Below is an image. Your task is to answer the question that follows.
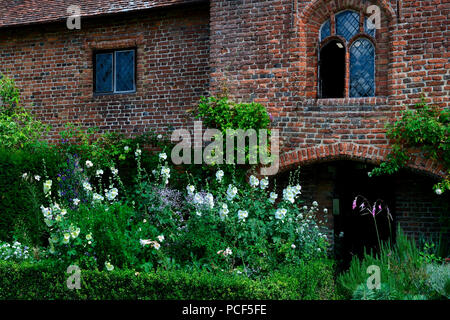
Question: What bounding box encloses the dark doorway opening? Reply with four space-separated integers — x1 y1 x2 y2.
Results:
332 161 396 270
319 39 346 98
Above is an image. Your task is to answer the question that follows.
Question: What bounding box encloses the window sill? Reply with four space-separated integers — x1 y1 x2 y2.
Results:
303 97 388 106
93 91 137 98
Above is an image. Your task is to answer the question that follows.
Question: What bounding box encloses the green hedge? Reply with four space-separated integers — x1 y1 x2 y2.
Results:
0 260 339 300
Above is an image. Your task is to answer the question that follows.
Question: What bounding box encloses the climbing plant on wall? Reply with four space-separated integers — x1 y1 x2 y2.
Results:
370 98 450 193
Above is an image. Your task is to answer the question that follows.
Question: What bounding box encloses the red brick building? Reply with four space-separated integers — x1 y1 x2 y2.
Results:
0 0 448 256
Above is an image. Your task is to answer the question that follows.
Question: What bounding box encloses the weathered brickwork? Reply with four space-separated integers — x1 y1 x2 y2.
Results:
210 0 448 174
0 3 210 142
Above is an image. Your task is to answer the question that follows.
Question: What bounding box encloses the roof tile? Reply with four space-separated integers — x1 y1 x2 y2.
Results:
0 0 204 28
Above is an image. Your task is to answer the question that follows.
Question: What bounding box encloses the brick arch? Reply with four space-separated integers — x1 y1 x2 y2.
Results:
297 0 395 99
300 0 396 23
278 143 446 179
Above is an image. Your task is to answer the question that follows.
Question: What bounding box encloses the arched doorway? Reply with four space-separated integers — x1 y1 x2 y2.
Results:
275 159 449 270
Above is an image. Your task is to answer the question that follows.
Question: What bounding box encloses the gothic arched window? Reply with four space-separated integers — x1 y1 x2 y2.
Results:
318 10 376 98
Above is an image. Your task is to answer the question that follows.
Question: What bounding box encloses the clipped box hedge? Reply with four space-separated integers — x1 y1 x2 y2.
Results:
0 260 339 300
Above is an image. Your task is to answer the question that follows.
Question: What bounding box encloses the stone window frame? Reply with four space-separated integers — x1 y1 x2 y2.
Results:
318 9 377 99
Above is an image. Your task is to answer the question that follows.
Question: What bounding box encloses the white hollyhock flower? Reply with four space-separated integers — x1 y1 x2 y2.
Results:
237 210 248 220
159 153 167 160
260 177 269 190
216 170 224 182
43 180 52 195
269 192 278 204
105 262 114 271
152 242 161 250
249 175 259 188
83 181 92 191
226 185 238 201
186 185 195 196
85 160 93 168
275 208 287 220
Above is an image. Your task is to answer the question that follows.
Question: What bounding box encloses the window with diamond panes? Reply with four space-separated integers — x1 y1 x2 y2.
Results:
335 10 360 41
94 49 136 94
364 16 376 38
95 53 113 93
350 38 375 97
318 10 376 98
320 20 331 42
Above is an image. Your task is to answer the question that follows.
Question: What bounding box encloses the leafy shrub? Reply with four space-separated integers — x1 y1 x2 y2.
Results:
337 227 440 299
192 96 272 169
0 259 337 300
371 99 450 193
0 74 49 149
352 283 402 300
425 263 450 299
195 96 271 132
0 145 61 245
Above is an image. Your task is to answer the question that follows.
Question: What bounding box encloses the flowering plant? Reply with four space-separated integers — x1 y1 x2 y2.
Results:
180 171 329 276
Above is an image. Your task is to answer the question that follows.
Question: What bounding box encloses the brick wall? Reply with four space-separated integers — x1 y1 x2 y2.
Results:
0 3 210 142
210 0 448 176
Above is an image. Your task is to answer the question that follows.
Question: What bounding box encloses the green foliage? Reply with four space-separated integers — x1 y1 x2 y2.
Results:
57 123 166 169
0 74 49 149
193 96 272 168
0 260 337 300
177 171 329 277
0 73 20 116
0 145 61 245
45 201 139 270
352 282 403 300
371 98 450 192
337 227 447 300
425 263 450 299
270 259 341 300
195 96 271 133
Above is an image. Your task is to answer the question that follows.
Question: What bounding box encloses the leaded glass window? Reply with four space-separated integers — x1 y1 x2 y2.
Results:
115 50 135 92
318 10 377 98
350 39 375 97
95 53 113 93
320 20 331 42
364 17 376 38
335 10 360 41
94 49 136 94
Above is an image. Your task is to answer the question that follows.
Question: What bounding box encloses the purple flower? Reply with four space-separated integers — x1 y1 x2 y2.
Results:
352 198 357 210
372 205 376 217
